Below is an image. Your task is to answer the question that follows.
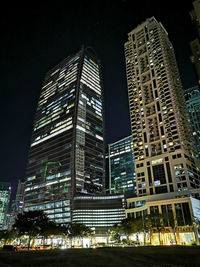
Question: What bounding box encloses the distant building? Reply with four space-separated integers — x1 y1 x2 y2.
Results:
186 89 200 157
190 0 200 86
24 47 105 224
16 180 25 202
184 85 200 101
8 180 25 230
124 17 200 197
0 182 11 230
108 136 136 196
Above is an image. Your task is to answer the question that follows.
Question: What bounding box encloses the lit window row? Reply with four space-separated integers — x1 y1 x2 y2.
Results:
81 68 100 88
25 200 70 211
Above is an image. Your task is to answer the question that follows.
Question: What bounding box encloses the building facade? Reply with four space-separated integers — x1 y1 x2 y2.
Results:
24 48 105 224
7 180 25 230
126 191 200 245
190 0 200 86
124 17 200 197
108 136 136 195
185 89 200 157
73 194 125 235
0 182 11 230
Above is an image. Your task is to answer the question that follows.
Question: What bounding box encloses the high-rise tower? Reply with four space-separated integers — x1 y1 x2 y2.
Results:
124 17 200 197
190 0 200 86
24 48 105 224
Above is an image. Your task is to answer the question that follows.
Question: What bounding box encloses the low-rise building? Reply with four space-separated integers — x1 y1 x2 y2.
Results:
126 189 200 245
73 194 125 236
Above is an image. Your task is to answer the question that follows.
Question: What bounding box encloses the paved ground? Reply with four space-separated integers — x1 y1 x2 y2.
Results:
0 246 200 267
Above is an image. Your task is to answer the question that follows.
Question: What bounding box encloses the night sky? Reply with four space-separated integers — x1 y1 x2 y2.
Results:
0 0 197 197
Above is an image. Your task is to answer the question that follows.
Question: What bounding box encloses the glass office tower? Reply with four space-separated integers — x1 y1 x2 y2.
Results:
0 182 11 230
108 136 136 195
24 48 105 224
124 17 200 197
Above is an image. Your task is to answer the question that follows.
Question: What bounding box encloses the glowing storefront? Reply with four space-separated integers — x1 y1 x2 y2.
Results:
126 190 200 245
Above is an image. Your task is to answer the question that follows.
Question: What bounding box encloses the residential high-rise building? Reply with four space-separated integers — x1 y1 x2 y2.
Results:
108 136 136 195
124 17 200 197
185 88 200 157
190 0 200 86
24 47 105 224
0 182 11 230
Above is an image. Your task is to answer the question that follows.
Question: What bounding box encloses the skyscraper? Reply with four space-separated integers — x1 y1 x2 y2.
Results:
24 48 105 224
124 17 200 197
108 136 136 195
185 88 200 157
190 0 200 86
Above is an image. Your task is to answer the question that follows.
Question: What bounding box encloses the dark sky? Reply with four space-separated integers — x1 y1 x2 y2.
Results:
0 0 197 196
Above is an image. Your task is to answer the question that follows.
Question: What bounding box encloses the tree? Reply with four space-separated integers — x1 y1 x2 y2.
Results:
130 217 144 244
150 213 166 245
119 218 133 241
0 230 13 245
110 229 121 243
193 217 200 245
66 223 92 247
141 215 153 245
166 212 178 245
40 220 63 247
13 210 49 250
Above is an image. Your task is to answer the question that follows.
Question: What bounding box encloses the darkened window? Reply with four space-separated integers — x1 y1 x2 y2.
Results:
155 186 168 194
156 101 160 111
175 203 184 226
160 126 164 135
152 164 166 184
150 205 159 226
143 132 147 143
166 162 172 183
153 79 157 88
169 184 174 192
150 188 153 195
158 113 162 122
182 202 192 225
161 205 169 226
147 167 152 186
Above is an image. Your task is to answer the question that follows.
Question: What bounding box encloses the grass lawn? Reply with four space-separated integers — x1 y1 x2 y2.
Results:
0 246 200 267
